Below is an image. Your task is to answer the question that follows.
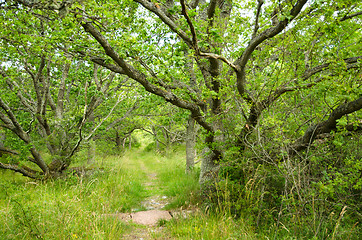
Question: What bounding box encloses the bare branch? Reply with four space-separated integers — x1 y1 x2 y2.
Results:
340 11 362 21
199 51 240 72
134 0 193 47
252 0 264 39
180 0 198 50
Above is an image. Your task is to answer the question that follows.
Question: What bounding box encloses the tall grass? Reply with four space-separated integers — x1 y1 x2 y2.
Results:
4 142 349 239
161 213 256 240
0 153 146 239
144 145 201 209
0 141 205 239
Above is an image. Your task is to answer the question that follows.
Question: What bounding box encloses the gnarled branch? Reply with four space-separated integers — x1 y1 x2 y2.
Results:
290 96 362 154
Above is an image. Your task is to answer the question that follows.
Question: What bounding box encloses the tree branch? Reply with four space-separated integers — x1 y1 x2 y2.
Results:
74 49 126 74
85 92 123 141
0 67 36 113
262 55 362 110
234 0 308 98
0 97 49 174
180 0 198 50
290 96 362 154
236 54 361 149
199 51 239 72
0 162 41 179
207 0 218 21
78 15 214 133
134 0 193 47
0 97 30 143
56 56 71 119
252 0 264 39
236 0 308 68
106 100 140 131
340 11 362 21
302 56 362 80
0 146 38 164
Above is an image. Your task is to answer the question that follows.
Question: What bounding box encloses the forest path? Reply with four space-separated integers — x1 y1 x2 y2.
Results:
117 151 174 239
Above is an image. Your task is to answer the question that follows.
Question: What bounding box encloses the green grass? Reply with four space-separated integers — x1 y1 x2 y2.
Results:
0 153 147 239
159 212 256 240
3 141 356 239
157 155 201 209
0 142 203 239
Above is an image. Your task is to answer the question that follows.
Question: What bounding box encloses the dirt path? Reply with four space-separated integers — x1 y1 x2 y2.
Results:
106 156 173 239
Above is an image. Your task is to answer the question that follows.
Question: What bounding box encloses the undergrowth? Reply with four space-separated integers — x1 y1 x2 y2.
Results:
2 138 359 239
0 154 145 239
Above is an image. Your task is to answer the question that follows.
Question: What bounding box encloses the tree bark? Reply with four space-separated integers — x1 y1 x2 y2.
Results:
151 126 160 151
0 132 4 157
186 116 197 172
199 149 220 192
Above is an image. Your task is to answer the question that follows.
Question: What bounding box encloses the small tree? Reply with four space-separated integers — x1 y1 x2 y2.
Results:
0 6 128 178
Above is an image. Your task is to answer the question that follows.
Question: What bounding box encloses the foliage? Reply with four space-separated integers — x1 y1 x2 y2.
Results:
0 0 361 239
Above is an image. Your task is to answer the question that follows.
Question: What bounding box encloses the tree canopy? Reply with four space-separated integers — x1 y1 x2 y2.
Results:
0 0 361 185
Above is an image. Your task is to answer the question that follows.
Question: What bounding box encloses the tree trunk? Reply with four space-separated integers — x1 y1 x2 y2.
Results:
128 134 132 150
122 137 126 149
115 131 121 148
87 139 96 164
162 127 169 151
186 116 197 172
199 149 220 194
152 126 160 151
48 158 68 177
0 132 5 157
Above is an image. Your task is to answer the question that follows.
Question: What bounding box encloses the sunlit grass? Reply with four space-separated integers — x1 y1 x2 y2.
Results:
0 141 202 239
154 211 256 240
0 152 146 239
4 141 347 239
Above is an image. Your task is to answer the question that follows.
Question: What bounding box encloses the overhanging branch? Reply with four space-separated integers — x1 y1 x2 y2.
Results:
290 96 362 154
78 14 214 133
